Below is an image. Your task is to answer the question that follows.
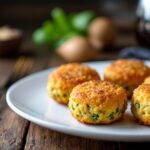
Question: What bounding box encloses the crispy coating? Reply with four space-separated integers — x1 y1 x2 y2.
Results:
144 76 150 84
69 80 127 124
132 84 150 126
47 63 100 104
104 59 150 98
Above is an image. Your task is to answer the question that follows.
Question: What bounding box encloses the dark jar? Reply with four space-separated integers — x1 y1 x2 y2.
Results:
136 0 150 47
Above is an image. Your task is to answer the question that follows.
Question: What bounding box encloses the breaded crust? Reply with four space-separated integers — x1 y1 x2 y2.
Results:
132 84 150 126
104 59 150 85
47 63 100 104
71 111 124 125
104 59 150 98
48 63 100 90
69 80 127 124
144 76 150 84
70 80 126 106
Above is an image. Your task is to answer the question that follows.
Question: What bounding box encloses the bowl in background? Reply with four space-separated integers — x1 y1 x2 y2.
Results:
0 26 23 57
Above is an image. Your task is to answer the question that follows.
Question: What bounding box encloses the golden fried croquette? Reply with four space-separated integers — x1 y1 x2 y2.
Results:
104 59 150 98
144 76 150 84
47 63 100 104
132 84 150 126
69 80 127 124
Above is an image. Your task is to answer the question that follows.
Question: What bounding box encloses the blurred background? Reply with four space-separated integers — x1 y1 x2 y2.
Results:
0 0 146 60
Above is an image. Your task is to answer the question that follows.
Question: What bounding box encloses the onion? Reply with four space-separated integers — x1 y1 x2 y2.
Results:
56 36 97 62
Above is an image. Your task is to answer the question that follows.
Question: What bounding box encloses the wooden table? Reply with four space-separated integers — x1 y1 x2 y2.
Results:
0 52 150 150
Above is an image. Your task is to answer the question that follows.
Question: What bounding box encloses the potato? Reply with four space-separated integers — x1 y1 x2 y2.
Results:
56 36 97 62
88 17 116 49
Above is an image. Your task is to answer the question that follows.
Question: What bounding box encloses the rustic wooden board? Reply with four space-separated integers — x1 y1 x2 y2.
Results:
25 123 125 150
0 58 49 150
0 59 16 88
25 124 103 150
0 94 29 150
0 59 29 150
24 123 150 150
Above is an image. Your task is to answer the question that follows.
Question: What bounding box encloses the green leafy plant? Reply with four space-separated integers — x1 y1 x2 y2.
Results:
32 7 95 49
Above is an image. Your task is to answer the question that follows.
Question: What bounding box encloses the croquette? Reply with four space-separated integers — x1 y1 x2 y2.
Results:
69 80 127 124
104 59 150 98
144 76 150 84
132 84 150 126
47 63 100 104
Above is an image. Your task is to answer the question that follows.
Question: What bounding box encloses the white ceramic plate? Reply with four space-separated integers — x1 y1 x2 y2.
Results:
6 61 150 142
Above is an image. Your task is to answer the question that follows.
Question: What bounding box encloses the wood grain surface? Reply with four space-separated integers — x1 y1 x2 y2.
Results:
0 59 28 150
0 57 48 150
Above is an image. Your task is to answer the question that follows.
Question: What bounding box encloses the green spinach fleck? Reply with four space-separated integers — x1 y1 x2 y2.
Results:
108 112 115 120
135 102 140 109
91 114 99 121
